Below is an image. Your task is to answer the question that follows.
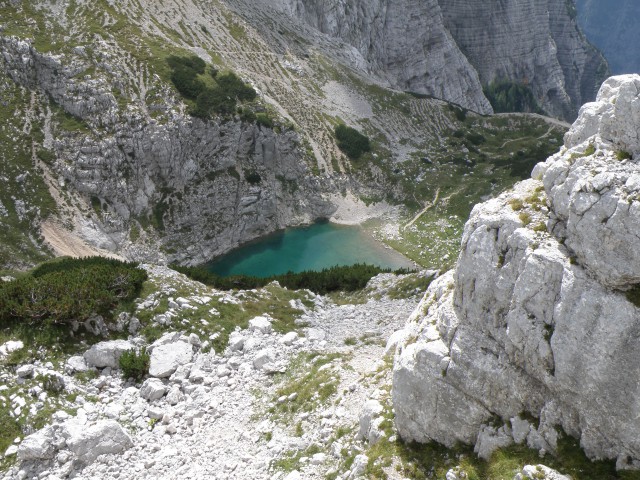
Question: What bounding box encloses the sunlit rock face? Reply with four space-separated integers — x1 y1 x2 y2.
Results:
392 75 640 471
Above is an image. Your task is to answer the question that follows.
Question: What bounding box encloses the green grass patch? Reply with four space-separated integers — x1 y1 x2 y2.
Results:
386 273 434 300
616 150 632 161
137 278 309 352
269 352 345 420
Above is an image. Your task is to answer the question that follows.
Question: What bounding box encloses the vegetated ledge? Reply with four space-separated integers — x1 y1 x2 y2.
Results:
390 74 640 474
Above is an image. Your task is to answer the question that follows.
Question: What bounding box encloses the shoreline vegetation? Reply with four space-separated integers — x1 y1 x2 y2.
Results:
173 263 414 293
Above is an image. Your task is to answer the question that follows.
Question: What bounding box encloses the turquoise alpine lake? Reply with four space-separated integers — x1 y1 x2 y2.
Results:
206 222 414 277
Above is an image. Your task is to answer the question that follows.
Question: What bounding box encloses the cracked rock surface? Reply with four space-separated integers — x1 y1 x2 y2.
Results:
392 75 640 469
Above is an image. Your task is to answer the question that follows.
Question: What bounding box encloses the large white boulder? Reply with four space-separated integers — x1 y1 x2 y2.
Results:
17 427 56 460
140 378 167 401
0 340 23 357
517 465 571 480
249 316 272 334
149 341 193 378
252 348 276 370
65 355 89 374
65 420 132 464
83 340 134 368
357 400 384 444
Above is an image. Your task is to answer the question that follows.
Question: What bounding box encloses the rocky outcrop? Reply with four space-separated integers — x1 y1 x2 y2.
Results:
268 0 607 120
84 340 134 369
0 37 335 265
392 75 640 469
18 417 132 466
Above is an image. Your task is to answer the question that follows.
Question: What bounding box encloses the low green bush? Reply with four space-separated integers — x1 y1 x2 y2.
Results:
616 150 632 161
119 347 150 381
167 56 258 121
172 263 413 294
0 257 147 327
244 170 262 184
256 112 274 128
334 124 371 160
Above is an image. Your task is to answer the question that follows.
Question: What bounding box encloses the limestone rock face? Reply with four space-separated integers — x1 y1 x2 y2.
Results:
392 75 640 468
267 0 492 114
268 0 607 120
440 0 607 120
544 75 640 288
17 427 56 461
0 37 336 265
149 341 194 378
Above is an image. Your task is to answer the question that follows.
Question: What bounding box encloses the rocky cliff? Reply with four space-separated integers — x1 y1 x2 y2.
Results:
0 36 335 265
440 0 608 120
264 0 493 114
267 0 608 120
392 75 640 469
576 0 640 75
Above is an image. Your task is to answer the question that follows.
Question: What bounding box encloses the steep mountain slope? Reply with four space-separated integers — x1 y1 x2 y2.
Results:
0 0 567 270
441 0 608 120
266 0 608 121
261 0 492 114
392 75 640 469
576 0 640 75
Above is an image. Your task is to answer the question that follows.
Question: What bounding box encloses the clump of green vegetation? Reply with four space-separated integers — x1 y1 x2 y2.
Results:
272 444 323 473
483 80 543 114
36 148 56 164
448 104 468 121
0 403 21 460
625 284 640 308
167 55 206 99
166 56 257 120
616 150 632 161
244 170 262 185
509 198 524 211
0 256 147 327
173 263 412 294
119 347 150 381
334 124 371 160
519 212 532 226
386 273 434 299
533 222 547 233
255 112 274 129
584 144 596 156
571 143 596 160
